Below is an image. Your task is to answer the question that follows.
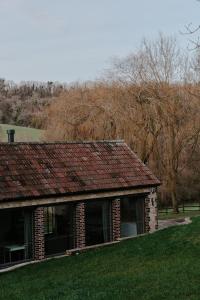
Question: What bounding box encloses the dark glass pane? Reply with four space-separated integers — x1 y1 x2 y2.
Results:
121 197 137 237
0 208 33 267
24 210 33 259
136 199 144 234
120 197 145 237
85 200 111 246
44 204 75 256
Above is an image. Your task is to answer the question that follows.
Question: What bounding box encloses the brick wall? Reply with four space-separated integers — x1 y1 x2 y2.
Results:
33 202 86 259
145 189 158 233
31 192 157 261
112 198 121 240
75 202 86 248
33 207 45 260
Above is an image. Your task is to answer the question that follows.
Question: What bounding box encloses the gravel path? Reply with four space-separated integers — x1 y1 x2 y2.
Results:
158 217 191 230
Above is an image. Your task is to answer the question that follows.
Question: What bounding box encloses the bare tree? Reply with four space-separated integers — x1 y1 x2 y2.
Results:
182 1 200 49
106 33 190 84
44 34 200 213
105 34 200 212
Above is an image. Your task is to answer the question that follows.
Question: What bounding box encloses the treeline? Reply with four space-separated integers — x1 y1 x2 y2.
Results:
0 79 65 128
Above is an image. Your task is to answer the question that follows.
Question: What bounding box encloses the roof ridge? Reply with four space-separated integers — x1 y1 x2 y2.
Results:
0 140 124 145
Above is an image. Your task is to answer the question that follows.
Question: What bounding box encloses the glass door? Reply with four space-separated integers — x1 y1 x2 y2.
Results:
85 200 112 246
44 204 75 256
120 197 145 237
0 208 33 267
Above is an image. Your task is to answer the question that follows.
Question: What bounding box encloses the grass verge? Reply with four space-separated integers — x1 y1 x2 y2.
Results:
0 217 200 300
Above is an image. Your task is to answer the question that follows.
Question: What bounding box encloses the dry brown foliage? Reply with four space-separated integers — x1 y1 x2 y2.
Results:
44 82 200 211
44 35 200 211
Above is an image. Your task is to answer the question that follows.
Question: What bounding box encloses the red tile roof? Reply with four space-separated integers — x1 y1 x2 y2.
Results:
0 141 160 202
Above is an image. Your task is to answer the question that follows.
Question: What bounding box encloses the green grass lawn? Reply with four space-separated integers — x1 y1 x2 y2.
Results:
1 218 200 300
0 124 44 142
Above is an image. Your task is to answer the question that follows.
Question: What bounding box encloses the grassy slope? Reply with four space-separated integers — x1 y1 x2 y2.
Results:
0 124 44 142
1 218 200 300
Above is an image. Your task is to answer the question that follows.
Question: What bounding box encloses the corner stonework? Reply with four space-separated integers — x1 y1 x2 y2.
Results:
75 202 86 248
112 198 121 240
145 188 158 233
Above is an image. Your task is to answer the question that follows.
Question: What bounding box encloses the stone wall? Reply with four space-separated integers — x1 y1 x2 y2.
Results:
75 202 86 248
145 189 158 233
112 198 121 241
33 207 45 260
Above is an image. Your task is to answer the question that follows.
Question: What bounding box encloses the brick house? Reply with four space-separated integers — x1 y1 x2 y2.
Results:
0 136 160 268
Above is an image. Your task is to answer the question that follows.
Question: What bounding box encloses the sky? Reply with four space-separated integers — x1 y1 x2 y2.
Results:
0 0 199 83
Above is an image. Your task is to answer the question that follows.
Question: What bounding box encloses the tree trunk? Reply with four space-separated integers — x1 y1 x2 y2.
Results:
171 189 179 213
169 168 179 213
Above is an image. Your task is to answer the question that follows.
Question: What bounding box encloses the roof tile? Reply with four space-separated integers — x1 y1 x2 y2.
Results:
0 141 160 201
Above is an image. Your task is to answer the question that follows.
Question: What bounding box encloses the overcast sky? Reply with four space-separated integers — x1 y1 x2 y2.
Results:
0 0 199 83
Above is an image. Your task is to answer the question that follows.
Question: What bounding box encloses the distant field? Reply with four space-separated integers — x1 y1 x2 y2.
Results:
0 124 44 142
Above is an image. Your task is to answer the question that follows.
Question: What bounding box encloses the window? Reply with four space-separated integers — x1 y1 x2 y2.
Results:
85 200 112 246
44 204 75 256
120 197 144 237
44 207 55 235
0 209 33 267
